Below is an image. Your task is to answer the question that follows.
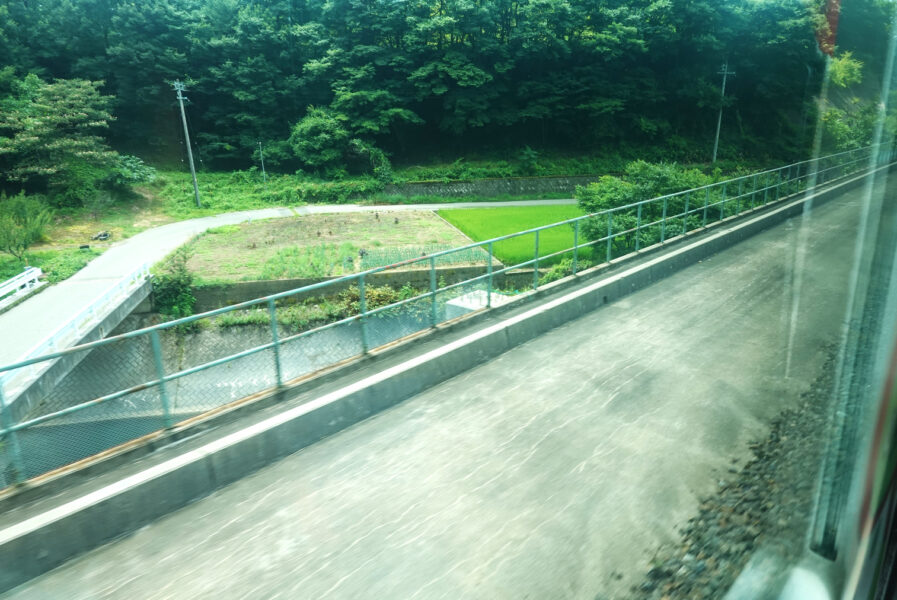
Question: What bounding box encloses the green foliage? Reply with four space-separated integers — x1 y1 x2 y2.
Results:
214 284 421 333
518 147 541 176
153 170 386 218
822 101 878 151
2 0 871 169
349 139 393 183
0 247 100 283
104 155 157 189
152 246 196 320
289 108 351 173
0 192 52 260
539 257 594 286
830 52 864 89
0 73 118 206
41 248 101 282
259 243 358 279
577 161 714 215
576 160 715 252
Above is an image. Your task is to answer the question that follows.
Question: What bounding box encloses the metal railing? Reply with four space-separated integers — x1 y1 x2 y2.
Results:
0 145 891 488
0 267 42 310
0 263 150 402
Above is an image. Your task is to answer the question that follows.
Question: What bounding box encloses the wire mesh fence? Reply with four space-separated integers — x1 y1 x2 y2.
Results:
0 145 890 490
359 244 492 270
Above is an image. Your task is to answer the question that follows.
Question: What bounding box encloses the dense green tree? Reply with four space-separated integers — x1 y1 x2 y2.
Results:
0 71 118 205
0 0 890 171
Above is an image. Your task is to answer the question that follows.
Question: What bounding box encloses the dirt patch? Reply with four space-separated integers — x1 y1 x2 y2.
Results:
186 210 476 282
42 188 175 247
629 347 837 600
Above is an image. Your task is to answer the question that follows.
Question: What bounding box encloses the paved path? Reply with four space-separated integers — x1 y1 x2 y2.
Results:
1 186 865 599
0 199 575 368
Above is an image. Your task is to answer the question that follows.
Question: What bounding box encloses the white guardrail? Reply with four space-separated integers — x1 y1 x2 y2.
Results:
0 263 151 401
0 267 43 309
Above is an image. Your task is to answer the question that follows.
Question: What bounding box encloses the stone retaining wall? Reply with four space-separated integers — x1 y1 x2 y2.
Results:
383 175 600 198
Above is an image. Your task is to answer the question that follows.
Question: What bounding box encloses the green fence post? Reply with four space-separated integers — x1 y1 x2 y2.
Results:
750 175 757 209
358 274 370 352
150 330 173 429
682 192 690 235
267 298 283 388
702 189 709 227
775 170 781 201
572 221 579 275
429 257 438 326
736 179 743 215
763 172 769 205
0 384 25 484
487 243 494 306
719 181 728 221
661 199 668 242
636 203 643 250
533 230 540 290
606 213 613 261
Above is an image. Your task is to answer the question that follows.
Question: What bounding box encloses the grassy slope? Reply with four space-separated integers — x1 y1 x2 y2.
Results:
438 205 588 266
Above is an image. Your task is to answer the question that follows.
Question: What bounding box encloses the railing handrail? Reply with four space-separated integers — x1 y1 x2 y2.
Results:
0 144 886 377
0 262 150 383
0 267 41 299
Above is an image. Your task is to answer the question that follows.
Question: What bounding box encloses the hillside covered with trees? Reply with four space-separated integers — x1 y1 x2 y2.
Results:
0 0 893 209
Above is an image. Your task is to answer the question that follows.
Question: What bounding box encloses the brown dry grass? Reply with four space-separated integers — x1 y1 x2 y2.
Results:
186 210 473 282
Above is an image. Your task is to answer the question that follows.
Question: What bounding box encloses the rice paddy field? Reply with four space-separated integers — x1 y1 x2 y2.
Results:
437 205 591 266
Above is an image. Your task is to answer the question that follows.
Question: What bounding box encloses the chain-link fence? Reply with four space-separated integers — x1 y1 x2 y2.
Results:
0 145 891 490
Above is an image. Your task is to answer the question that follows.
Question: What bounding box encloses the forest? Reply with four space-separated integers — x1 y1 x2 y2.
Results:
0 0 894 210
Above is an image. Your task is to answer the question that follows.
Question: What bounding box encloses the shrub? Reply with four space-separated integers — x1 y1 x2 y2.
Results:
104 155 157 189
0 192 52 260
152 246 196 320
42 248 100 282
289 107 351 173
539 257 593 285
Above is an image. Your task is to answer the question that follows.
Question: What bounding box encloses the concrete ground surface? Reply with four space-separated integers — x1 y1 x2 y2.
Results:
0 180 867 599
0 199 575 368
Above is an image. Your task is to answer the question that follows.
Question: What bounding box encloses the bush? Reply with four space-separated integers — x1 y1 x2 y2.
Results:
289 107 351 173
104 154 157 189
0 192 52 260
152 246 196 320
539 257 593 285
42 248 100 282
576 160 715 255
350 139 393 182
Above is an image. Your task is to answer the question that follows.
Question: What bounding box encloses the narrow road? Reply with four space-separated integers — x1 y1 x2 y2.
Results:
1 185 865 599
0 199 575 367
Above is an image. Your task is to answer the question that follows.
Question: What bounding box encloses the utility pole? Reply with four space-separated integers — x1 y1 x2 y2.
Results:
173 80 201 208
712 61 735 164
258 141 267 183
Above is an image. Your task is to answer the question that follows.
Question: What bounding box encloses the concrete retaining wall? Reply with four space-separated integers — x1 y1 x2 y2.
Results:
0 164 886 594
383 174 601 198
187 268 537 312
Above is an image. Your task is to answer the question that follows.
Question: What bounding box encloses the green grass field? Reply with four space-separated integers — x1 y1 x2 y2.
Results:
438 205 590 266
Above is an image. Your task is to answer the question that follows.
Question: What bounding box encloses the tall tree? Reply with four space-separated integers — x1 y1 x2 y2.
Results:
0 71 118 205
